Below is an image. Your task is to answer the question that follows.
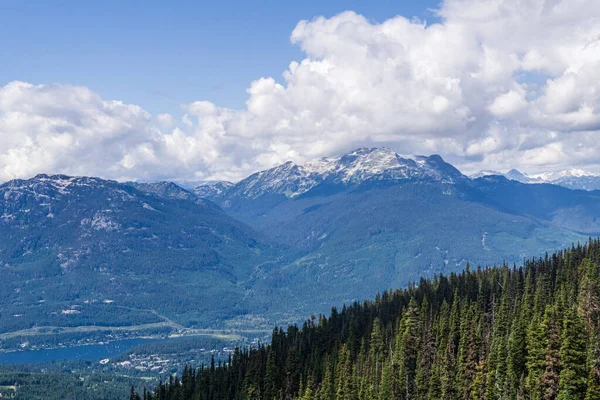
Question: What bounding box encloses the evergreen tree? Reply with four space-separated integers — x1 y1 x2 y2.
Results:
264 347 278 400
558 307 588 399
526 313 547 400
507 301 527 398
541 306 561 400
395 298 420 399
335 344 356 400
317 359 334 400
586 367 600 400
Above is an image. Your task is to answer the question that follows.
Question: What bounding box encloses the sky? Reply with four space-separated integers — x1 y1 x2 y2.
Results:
1 0 599 182
0 1 440 113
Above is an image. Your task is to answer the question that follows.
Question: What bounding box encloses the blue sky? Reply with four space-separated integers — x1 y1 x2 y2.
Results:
1 0 440 114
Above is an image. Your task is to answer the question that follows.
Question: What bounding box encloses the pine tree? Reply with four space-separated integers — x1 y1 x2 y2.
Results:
526 313 547 400
416 306 436 399
300 375 314 400
395 298 420 399
317 359 334 400
335 344 356 400
507 301 527 398
427 353 442 400
379 358 394 400
579 258 600 398
370 317 385 392
586 367 600 400
558 307 588 399
264 347 278 400
285 345 300 398
541 306 561 400
456 304 479 400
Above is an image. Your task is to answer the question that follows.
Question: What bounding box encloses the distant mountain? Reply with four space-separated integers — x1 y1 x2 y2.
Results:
193 181 234 199
537 169 600 191
470 175 600 233
536 168 595 182
505 168 541 183
471 167 600 190
5 149 600 345
470 169 540 183
0 174 277 335
470 169 502 178
199 148 600 315
213 147 464 200
125 180 213 206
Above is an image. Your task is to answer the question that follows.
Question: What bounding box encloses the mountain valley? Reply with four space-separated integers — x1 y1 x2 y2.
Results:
1 148 599 353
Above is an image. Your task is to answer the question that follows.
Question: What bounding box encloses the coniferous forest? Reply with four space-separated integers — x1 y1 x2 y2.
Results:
131 239 600 400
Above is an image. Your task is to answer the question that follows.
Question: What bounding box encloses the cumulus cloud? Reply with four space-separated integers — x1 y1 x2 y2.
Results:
156 113 174 129
488 90 527 117
0 81 158 181
1 0 600 182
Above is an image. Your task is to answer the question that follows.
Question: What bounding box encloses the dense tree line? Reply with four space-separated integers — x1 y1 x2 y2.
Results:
132 239 600 399
0 370 140 400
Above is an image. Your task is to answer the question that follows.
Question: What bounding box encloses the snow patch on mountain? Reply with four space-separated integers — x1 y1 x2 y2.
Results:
470 170 502 179
532 169 600 181
1 174 106 197
193 181 234 198
90 211 121 232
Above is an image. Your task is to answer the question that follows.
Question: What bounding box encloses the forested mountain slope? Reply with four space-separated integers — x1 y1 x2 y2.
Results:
201 148 598 317
0 174 278 332
134 240 600 400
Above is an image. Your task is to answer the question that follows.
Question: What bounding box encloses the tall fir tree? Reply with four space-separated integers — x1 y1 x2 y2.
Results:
558 307 588 399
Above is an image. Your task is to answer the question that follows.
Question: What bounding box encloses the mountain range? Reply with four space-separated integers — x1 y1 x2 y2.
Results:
2 148 600 344
471 167 600 190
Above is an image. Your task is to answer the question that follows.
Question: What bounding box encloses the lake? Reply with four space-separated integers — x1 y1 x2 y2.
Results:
0 338 160 364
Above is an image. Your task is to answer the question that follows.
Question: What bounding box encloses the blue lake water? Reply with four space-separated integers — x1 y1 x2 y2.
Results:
0 338 160 364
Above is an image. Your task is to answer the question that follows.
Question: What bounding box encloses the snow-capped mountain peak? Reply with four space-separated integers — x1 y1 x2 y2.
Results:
503 169 540 183
471 168 540 183
470 170 503 179
470 167 600 191
533 168 600 182
222 147 464 199
335 147 411 180
534 169 600 191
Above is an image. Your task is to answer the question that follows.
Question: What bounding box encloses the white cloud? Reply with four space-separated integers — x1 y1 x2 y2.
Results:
1 0 600 182
156 113 174 129
0 81 158 181
488 89 527 117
